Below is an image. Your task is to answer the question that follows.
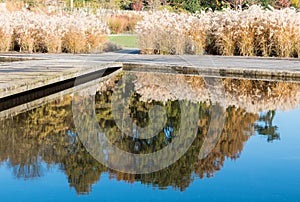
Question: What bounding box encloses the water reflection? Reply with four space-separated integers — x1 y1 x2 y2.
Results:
255 110 280 142
0 71 299 194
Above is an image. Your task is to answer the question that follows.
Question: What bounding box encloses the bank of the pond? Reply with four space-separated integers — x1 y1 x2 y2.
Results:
0 52 300 102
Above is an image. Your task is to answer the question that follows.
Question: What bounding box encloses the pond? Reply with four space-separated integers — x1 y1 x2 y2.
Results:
0 70 299 202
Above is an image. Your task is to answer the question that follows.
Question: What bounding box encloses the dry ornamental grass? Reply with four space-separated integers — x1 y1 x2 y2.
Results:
0 9 109 53
136 5 300 58
1 4 300 56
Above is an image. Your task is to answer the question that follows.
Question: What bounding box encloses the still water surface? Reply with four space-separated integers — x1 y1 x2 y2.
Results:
0 71 299 201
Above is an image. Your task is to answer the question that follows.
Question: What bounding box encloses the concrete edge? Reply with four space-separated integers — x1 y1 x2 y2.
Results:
122 63 300 82
0 62 122 99
0 69 122 120
1 55 300 100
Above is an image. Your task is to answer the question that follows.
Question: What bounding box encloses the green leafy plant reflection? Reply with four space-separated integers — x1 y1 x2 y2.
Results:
0 75 291 194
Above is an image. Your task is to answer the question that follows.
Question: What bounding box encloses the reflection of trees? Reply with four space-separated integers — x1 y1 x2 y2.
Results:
0 73 293 194
9 156 43 179
195 106 258 178
61 141 107 194
255 110 280 142
0 96 106 194
90 81 259 191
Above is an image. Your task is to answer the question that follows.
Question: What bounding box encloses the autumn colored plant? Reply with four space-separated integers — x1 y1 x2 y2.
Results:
131 0 144 11
136 5 300 58
108 14 141 34
0 12 13 52
0 9 109 53
136 11 209 54
5 0 24 12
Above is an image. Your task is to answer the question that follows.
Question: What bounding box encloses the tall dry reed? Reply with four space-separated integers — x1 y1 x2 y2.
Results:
0 9 109 53
136 5 300 58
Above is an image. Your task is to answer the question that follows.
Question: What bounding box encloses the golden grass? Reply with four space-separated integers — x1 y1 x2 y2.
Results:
0 29 12 52
62 31 87 53
5 1 24 12
0 10 108 53
108 14 141 34
137 6 300 58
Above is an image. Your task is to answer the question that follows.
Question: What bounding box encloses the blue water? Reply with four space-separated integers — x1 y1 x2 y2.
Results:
1 72 300 202
0 107 299 202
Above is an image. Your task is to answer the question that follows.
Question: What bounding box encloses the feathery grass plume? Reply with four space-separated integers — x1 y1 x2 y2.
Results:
0 28 12 52
272 7 299 57
235 6 258 56
137 5 300 58
0 9 109 53
5 1 24 12
0 12 13 52
136 10 203 55
211 8 239 55
188 11 212 55
43 17 63 53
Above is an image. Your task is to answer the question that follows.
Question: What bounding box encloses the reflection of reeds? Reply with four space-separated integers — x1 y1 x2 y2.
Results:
224 79 300 112
125 72 300 113
132 72 209 103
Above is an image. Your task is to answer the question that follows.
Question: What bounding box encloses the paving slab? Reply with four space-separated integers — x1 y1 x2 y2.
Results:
1 52 300 100
0 55 122 99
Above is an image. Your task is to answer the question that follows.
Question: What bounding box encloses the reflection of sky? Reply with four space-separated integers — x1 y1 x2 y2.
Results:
0 107 300 202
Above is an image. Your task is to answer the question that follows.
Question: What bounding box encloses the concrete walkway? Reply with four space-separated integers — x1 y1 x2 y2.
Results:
1 51 300 100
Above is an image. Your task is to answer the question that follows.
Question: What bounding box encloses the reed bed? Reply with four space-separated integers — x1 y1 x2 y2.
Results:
0 9 109 53
136 5 300 57
136 11 210 54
